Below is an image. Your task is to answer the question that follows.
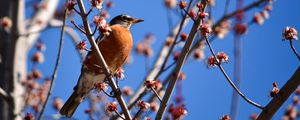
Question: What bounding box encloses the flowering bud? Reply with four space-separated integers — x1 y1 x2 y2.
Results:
137 100 150 111
253 12 264 25
282 27 298 40
180 33 188 41
32 69 43 80
122 86 133 96
207 56 218 68
217 52 229 63
32 52 44 63
115 67 125 80
76 40 87 51
179 0 187 9
105 102 118 114
233 23 247 35
270 82 279 97
164 0 177 9
66 0 76 11
94 82 108 92
219 114 231 120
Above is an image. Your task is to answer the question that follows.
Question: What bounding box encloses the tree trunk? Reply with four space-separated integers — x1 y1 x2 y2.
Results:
0 0 26 119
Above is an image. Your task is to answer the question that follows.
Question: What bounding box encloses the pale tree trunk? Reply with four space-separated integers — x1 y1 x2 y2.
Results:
0 0 58 119
0 0 26 120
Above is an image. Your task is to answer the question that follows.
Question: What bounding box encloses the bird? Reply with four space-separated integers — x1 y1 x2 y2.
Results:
60 14 143 118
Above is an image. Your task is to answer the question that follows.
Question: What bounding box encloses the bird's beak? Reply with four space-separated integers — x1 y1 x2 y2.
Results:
132 18 144 24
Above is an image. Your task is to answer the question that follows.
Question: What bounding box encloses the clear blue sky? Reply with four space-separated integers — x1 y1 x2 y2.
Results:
30 0 300 119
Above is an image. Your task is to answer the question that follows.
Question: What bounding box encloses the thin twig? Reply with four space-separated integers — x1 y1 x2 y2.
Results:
114 110 125 120
162 61 176 72
151 87 162 102
70 21 86 34
73 8 81 15
75 0 132 119
91 25 98 36
257 67 300 120
86 7 93 17
204 36 264 110
183 9 196 22
38 0 68 119
103 90 115 98
289 40 300 61
133 109 142 120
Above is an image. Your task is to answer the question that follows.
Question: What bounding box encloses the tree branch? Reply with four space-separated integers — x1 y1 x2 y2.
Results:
38 1 68 119
25 0 59 49
127 2 199 111
49 19 86 60
204 36 263 109
289 40 300 61
155 3 207 119
75 0 132 119
257 67 300 120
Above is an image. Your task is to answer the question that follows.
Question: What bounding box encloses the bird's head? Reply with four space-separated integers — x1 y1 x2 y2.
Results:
109 14 143 29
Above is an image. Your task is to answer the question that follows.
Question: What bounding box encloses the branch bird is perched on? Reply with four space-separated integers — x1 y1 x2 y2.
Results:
60 14 143 118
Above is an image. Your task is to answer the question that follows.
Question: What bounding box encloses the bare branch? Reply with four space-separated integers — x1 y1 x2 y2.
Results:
127 2 199 110
70 20 87 34
26 0 59 49
155 3 207 119
204 36 264 109
151 87 162 102
49 19 86 60
38 0 68 119
75 0 132 119
257 67 300 120
289 40 300 61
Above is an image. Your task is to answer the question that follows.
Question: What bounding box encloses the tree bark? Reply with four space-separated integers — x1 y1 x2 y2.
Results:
0 0 26 119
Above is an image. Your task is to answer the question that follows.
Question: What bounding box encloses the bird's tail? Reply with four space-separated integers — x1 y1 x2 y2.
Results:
59 91 82 118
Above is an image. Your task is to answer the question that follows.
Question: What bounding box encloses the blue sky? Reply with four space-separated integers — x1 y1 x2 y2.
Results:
30 0 300 119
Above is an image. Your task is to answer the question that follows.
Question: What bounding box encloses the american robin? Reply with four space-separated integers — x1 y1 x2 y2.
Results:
60 14 143 118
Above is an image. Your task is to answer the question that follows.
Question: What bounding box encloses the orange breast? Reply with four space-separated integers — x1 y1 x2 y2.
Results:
85 25 133 73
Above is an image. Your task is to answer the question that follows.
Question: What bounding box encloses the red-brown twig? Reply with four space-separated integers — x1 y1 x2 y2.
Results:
289 40 300 61
38 0 68 119
70 20 86 34
151 87 162 102
75 0 132 119
257 67 300 120
204 36 264 110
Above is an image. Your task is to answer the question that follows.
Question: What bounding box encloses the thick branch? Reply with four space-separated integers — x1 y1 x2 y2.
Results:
26 0 59 49
257 67 300 120
127 2 199 111
75 0 132 119
155 10 204 120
